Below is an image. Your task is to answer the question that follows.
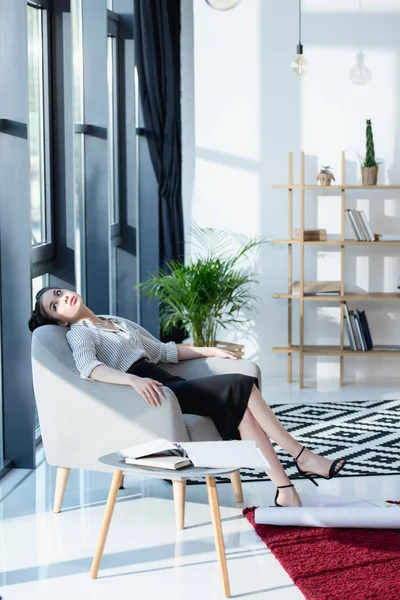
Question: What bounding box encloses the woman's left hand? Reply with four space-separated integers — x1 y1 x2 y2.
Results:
213 348 238 360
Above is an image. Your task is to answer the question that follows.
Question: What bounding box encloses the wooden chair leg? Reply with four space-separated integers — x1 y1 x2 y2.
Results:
90 470 123 579
172 479 186 530
53 467 71 514
119 474 125 490
229 470 243 503
206 476 231 598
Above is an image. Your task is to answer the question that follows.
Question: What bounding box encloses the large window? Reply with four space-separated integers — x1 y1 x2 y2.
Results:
27 3 51 248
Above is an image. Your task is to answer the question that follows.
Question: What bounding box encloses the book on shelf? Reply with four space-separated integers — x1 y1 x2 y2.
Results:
343 304 373 351
293 280 341 295
349 310 362 350
358 210 375 241
118 438 270 470
353 210 368 241
345 209 375 241
354 311 367 351
372 345 400 352
343 303 357 351
375 234 400 242
294 228 327 241
345 210 363 240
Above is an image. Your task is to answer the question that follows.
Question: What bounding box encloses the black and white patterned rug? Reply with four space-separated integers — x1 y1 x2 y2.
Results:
186 399 400 485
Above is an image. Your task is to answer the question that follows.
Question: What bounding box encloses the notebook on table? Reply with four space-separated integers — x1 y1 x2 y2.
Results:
118 439 270 471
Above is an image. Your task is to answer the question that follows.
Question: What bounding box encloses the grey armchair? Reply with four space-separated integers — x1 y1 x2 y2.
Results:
31 324 261 528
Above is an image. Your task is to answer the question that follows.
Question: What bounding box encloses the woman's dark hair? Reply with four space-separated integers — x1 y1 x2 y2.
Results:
28 287 58 332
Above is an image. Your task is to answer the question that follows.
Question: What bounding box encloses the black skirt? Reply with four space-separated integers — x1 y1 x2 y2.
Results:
126 359 257 440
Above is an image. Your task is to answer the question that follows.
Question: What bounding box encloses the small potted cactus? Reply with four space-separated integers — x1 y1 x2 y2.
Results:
359 119 379 185
317 165 335 187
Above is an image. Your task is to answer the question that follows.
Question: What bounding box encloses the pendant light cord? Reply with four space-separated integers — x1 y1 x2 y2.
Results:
299 0 302 44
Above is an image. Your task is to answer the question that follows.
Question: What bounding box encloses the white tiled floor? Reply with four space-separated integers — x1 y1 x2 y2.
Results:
1 377 400 600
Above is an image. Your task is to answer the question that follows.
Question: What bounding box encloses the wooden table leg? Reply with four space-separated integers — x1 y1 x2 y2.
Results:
173 479 186 530
229 470 243 503
206 476 231 598
90 470 123 579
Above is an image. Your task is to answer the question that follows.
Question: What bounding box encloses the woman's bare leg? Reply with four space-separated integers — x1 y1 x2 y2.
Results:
238 409 301 507
247 386 345 476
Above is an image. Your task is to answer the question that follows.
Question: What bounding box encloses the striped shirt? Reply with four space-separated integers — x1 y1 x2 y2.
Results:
66 316 178 380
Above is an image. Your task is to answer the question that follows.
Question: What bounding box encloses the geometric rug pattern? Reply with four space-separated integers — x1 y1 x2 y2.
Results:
187 399 400 485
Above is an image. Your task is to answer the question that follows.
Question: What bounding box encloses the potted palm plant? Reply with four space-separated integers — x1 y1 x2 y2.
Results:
359 119 379 185
139 225 265 354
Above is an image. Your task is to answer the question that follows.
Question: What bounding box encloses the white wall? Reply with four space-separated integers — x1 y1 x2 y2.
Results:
181 0 400 383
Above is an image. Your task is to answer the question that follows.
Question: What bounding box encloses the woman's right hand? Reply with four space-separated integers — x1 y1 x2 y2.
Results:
129 374 165 407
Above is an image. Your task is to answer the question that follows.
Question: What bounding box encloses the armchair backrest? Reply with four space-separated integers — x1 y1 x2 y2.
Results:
31 324 189 470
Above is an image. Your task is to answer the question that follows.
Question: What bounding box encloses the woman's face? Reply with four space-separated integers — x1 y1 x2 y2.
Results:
40 288 83 325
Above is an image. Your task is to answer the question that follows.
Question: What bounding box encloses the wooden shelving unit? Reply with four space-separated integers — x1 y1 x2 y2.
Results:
272 151 400 388
273 239 400 247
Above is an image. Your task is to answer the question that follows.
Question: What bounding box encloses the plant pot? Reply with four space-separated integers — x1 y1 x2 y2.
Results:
212 340 244 359
182 340 244 358
361 165 378 186
317 173 334 187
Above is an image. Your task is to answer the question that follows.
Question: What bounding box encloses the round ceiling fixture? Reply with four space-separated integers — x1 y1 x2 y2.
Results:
206 0 241 10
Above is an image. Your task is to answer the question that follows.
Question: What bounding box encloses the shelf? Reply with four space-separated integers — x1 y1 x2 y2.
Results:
273 345 400 356
272 239 400 246
272 292 400 302
273 184 400 190
273 152 400 388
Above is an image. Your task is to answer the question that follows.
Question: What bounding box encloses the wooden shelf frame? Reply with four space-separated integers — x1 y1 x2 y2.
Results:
272 151 400 388
273 239 400 246
273 345 400 357
273 293 400 301
273 184 400 190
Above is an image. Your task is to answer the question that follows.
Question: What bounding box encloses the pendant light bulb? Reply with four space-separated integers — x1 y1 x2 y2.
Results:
291 44 309 76
206 0 241 10
349 51 372 86
291 1 308 76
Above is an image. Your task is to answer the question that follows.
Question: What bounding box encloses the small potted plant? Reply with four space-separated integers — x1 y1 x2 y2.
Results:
359 119 379 185
317 166 335 187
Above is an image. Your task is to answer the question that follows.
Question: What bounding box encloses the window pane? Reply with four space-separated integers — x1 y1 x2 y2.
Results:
107 36 119 225
27 6 47 247
32 274 49 434
108 35 119 313
72 0 86 300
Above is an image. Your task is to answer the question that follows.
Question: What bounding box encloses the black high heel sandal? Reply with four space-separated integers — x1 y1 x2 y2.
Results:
274 483 295 507
294 446 346 487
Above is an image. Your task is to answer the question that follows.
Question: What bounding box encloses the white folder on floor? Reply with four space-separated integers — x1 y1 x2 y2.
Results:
255 494 400 529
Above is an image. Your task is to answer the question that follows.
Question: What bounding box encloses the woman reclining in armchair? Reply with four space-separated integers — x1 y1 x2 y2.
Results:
29 287 346 507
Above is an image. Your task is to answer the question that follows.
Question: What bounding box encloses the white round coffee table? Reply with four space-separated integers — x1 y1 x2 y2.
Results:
89 452 241 597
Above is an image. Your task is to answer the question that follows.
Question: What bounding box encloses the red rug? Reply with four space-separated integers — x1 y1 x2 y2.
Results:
243 502 400 600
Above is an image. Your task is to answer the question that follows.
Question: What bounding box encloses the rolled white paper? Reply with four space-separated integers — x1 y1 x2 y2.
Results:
255 506 400 529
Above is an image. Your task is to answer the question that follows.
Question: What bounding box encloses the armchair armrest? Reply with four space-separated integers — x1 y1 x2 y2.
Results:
162 357 262 391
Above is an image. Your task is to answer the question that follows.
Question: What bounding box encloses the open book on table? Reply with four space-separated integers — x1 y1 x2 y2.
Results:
118 438 270 471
